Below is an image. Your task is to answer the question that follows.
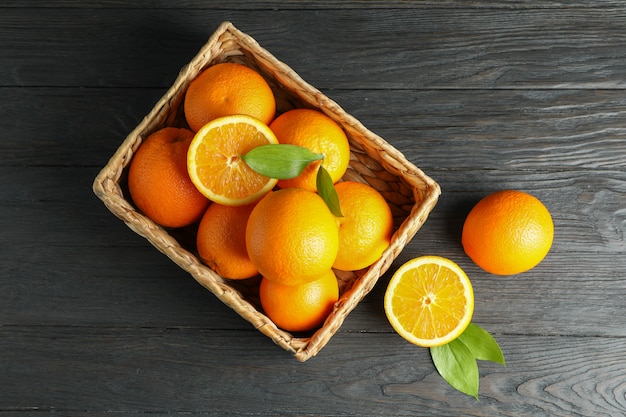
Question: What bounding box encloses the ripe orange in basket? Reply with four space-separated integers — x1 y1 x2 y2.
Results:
187 115 279 206
184 62 276 132
260 269 339 332
333 181 394 271
245 188 339 286
196 202 258 280
269 109 350 191
384 256 474 347
128 127 209 228
462 190 554 275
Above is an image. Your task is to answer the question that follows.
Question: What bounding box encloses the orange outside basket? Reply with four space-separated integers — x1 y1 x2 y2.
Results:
92 21 441 362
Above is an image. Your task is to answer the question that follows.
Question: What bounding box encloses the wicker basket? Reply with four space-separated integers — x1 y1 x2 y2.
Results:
92 21 440 362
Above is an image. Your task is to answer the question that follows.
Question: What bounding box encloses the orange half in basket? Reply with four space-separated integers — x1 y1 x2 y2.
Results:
187 115 279 206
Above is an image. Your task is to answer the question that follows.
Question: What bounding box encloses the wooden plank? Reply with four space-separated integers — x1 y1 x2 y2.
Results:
2 328 626 416
0 88 162 167
0 244 253 329
331 88 626 172
2 88 626 169
2 0 626 10
2 7 626 89
3 167 625 255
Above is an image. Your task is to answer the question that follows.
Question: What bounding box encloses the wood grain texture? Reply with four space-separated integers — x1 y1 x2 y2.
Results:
3 88 626 169
2 1 626 415
4 0 626 9
2 7 626 89
3 329 626 416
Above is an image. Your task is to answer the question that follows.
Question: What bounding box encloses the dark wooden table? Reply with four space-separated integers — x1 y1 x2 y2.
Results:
3 1 626 415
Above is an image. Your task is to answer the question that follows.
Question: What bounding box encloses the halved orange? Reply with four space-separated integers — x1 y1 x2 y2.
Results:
384 256 474 347
187 115 279 206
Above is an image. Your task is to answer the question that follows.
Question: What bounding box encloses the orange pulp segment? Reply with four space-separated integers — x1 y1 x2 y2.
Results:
384 256 474 347
187 115 279 206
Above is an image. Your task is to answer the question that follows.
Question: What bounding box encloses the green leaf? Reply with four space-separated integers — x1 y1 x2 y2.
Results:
431 338 479 399
316 166 343 217
242 144 323 180
457 323 506 366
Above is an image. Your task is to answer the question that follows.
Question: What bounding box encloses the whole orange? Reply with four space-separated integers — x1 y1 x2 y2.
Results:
196 202 258 279
269 109 350 191
333 181 394 271
245 188 339 286
128 127 209 228
260 269 339 332
184 62 276 132
462 190 554 275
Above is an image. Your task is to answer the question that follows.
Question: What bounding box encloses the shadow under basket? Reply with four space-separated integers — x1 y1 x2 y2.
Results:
92 21 441 362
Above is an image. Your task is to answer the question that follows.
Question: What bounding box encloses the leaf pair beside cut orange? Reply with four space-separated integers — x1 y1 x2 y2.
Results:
384 255 505 399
